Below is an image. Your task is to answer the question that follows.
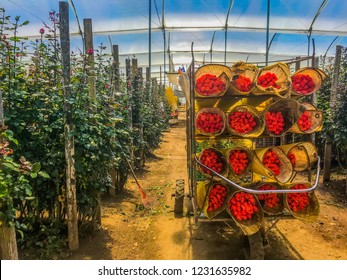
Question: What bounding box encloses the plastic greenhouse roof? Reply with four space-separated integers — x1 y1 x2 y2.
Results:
2 0 347 78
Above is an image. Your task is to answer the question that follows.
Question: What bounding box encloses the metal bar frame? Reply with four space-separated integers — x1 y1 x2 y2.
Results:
22 26 347 40
209 31 216 63
307 0 329 66
224 0 234 65
194 155 321 195
186 53 321 225
187 42 199 223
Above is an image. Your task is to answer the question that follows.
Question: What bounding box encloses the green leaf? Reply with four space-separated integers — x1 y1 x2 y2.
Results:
16 229 24 240
4 130 14 138
32 162 41 173
21 20 30 26
2 162 19 172
25 186 32 196
38 171 50 178
0 187 7 198
30 172 38 178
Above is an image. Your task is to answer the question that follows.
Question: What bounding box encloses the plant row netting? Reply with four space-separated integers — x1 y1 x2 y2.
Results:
0 10 170 257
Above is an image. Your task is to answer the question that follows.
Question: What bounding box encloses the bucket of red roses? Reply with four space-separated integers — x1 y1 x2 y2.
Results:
255 182 284 215
254 62 291 98
226 105 264 137
263 99 298 137
197 147 229 179
195 107 226 136
226 147 253 178
291 67 327 96
278 142 318 172
283 182 320 222
251 146 293 183
196 181 230 219
226 188 264 235
229 62 258 96
194 64 232 98
289 102 323 134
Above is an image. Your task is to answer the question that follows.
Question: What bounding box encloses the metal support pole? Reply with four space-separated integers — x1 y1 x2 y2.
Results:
310 42 318 146
265 0 270 66
224 29 227 65
148 0 152 89
307 34 311 67
210 31 216 64
163 30 166 82
162 0 166 86
290 56 301 144
224 0 233 65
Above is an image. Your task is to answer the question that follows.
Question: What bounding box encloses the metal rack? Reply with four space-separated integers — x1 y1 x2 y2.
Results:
175 45 321 259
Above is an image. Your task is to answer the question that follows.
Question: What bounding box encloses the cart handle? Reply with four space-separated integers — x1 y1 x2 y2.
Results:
194 155 321 194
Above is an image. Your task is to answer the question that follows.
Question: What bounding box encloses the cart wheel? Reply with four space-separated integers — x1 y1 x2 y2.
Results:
242 231 265 260
174 179 185 215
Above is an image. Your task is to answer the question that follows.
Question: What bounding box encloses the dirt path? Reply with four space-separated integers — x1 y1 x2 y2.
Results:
68 118 347 260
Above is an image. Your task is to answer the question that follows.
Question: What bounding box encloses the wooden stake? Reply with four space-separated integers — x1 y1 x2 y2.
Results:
59 1 79 251
137 67 145 166
146 67 150 101
152 78 157 88
0 89 3 125
108 45 120 197
83 18 101 224
160 65 162 86
138 67 143 81
83 18 96 101
112 45 120 92
126 58 131 83
323 45 342 183
0 89 18 260
132 58 138 78
0 224 18 260
126 58 134 168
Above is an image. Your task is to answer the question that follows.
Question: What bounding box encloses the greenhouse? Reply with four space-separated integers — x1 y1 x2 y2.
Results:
1 0 347 268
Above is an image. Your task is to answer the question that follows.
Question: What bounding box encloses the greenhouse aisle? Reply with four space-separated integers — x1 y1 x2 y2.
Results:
67 115 347 260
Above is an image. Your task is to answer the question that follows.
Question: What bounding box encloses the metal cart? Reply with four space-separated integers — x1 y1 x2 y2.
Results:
173 48 321 259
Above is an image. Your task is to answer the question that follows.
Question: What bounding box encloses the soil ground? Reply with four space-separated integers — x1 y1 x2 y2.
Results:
67 116 347 260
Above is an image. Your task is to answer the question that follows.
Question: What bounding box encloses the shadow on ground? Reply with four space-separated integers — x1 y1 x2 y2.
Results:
181 215 302 260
